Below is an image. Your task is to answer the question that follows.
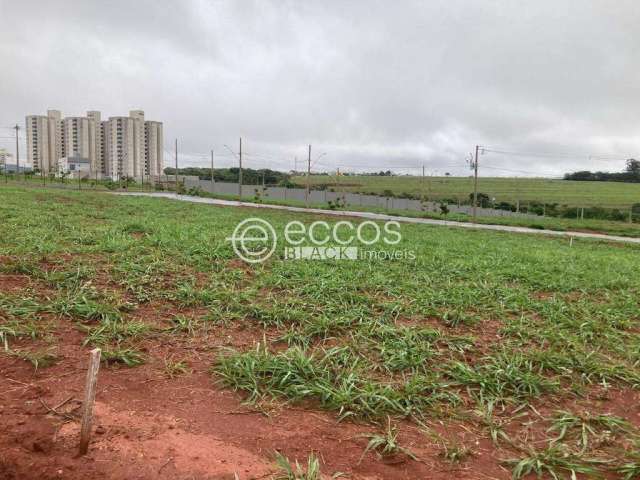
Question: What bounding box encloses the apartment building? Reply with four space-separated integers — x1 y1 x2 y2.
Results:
47 110 64 168
145 121 163 176
62 117 90 160
87 111 102 173
0 148 12 167
26 115 50 172
25 109 163 179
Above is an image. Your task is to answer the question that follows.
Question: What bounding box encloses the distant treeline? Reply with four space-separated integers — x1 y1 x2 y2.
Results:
164 167 293 186
354 170 394 176
564 159 640 182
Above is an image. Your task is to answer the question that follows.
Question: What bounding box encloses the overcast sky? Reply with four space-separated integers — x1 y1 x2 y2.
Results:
1 0 639 176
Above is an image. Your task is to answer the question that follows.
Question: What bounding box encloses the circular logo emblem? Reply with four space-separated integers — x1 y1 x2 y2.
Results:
227 218 277 264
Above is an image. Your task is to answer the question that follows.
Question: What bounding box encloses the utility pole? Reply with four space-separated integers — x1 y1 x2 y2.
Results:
174 138 178 192
14 124 20 181
211 150 215 189
238 137 243 199
472 145 479 222
306 144 311 207
422 165 425 201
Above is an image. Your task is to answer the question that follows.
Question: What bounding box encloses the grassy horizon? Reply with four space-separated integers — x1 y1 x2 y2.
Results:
291 174 640 209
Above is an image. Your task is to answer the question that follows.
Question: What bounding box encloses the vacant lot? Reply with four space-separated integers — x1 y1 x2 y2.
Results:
2 186 640 479
292 174 640 209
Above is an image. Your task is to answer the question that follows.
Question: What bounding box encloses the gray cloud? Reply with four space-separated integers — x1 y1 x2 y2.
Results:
1 0 639 176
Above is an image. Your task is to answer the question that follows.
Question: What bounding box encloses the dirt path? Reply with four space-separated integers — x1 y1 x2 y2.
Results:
116 192 640 245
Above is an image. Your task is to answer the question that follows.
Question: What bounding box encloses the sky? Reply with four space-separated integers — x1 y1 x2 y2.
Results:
1 0 639 177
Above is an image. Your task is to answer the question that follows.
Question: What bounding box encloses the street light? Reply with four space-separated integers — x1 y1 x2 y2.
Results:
224 142 242 199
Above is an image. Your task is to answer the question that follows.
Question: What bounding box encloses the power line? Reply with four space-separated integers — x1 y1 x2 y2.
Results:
482 147 636 162
480 165 563 177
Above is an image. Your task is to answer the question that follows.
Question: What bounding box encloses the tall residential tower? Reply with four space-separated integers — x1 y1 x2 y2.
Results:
25 109 163 179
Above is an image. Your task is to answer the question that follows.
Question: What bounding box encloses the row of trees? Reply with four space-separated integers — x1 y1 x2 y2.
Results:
164 167 292 186
564 159 640 182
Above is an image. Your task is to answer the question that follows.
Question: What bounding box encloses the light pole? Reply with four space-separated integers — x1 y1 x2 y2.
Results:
223 142 243 199
306 149 327 208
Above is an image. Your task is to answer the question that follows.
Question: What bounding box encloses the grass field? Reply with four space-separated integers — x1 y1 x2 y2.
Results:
292 174 640 209
191 186 640 238
11 177 640 238
2 185 640 479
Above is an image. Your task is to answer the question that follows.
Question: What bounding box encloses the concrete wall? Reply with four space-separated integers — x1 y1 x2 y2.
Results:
183 178 539 219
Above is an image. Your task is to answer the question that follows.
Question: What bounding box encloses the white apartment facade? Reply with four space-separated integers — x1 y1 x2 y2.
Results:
26 115 51 172
26 109 164 179
145 121 163 177
62 117 90 161
0 148 13 167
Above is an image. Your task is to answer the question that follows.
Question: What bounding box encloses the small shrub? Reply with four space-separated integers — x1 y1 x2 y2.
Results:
274 452 331 480
359 417 416 463
101 348 145 367
164 357 190 378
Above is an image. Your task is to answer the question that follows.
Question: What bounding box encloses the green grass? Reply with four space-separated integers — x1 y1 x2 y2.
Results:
186 179 640 238
438 439 474 464
617 450 640 480
1 184 640 475
506 444 606 480
163 357 190 378
274 452 325 480
10 348 58 370
101 347 145 366
12 174 640 237
292 174 640 209
13 169 640 209
359 417 417 463
548 411 633 452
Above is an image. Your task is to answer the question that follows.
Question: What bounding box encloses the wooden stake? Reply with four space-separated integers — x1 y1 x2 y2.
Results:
78 348 101 455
